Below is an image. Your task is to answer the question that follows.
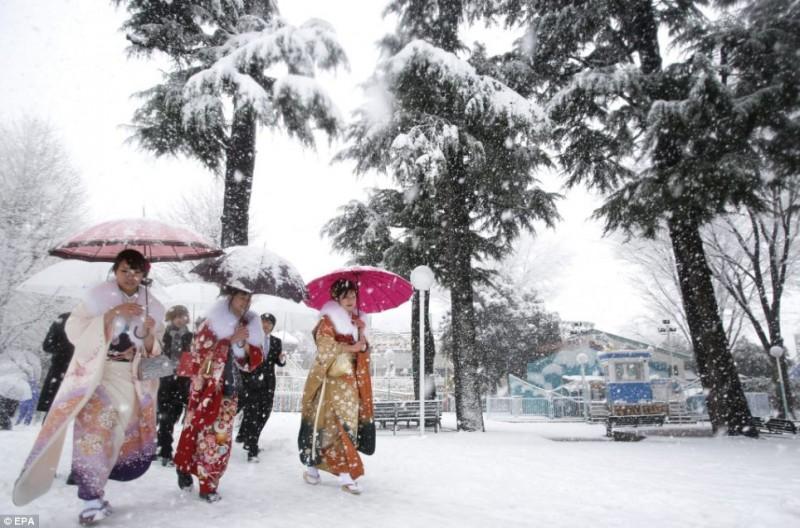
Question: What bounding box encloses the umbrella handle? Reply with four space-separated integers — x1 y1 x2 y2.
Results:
133 283 152 341
133 325 150 340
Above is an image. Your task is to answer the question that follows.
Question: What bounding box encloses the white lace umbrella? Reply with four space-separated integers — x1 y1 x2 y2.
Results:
166 281 318 331
17 260 171 301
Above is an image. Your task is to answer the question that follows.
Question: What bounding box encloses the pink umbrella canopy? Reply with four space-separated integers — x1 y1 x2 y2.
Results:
305 266 413 314
50 218 223 262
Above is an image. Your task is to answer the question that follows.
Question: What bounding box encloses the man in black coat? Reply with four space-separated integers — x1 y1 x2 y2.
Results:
157 305 193 465
237 312 285 462
37 313 75 414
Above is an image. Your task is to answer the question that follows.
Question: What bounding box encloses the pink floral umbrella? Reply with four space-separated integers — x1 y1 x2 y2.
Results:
48 218 222 351
49 218 222 262
305 266 413 314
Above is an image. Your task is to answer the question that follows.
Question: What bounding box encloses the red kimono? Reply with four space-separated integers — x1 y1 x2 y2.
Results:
174 322 263 494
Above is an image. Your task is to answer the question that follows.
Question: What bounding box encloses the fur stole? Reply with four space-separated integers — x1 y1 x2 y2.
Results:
83 280 165 347
83 279 166 321
204 299 264 346
319 300 361 340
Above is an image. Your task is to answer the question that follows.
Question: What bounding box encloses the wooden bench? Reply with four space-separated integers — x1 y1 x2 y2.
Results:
605 403 667 438
373 400 442 434
752 417 798 435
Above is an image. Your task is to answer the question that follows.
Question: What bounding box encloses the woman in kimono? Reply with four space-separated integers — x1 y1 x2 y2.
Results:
12 249 165 526
173 283 264 502
298 279 374 495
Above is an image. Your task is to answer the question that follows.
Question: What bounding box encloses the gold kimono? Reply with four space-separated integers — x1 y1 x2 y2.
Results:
298 316 374 478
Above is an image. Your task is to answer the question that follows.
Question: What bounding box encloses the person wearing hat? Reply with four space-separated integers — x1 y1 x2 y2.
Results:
156 305 193 466
173 283 264 502
237 312 285 462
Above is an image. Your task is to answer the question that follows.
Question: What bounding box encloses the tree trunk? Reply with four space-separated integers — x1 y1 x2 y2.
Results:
445 159 484 432
668 213 756 436
770 344 796 419
424 293 436 396
765 306 796 416
221 101 257 248
411 290 438 400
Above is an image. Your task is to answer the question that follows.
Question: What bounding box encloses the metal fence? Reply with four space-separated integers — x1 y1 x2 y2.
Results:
485 396 589 420
272 374 455 412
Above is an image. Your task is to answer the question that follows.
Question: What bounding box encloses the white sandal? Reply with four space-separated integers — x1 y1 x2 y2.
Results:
340 482 361 495
303 470 321 485
78 500 112 526
338 473 361 495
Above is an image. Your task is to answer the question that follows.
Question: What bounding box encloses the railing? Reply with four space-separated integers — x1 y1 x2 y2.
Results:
485 396 596 420
272 374 455 412
272 392 304 413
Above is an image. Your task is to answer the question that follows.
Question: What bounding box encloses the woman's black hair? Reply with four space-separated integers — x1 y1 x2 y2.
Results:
221 284 252 298
221 285 252 321
330 278 358 300
112 249 150 276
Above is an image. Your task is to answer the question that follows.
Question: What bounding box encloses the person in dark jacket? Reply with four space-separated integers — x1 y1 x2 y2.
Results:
157 305 193 466
0 398 19 430
36 313 75 414
237 312 285 462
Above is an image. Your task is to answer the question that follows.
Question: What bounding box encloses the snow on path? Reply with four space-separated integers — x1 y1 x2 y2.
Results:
1 414 799 527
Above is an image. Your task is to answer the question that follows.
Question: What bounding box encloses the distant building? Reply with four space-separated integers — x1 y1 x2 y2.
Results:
524 325 692 391
560 320 596 340
366 331 451 378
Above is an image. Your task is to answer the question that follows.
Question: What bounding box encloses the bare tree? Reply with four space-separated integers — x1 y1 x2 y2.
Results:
705 185 800 417
498 233 573 300
163 178 224 248
156 178 225 285
155 177 264 287
616 231 747 352
0 117 87 350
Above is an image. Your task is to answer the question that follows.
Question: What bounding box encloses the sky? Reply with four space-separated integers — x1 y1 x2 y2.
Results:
3 0 795 352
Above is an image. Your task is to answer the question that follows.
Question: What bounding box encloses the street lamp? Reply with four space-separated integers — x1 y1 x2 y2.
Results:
388 360 394 400
658 320 678 408
410 265 435 436
577 352 590 421
385 349 395 401
769 345 791 418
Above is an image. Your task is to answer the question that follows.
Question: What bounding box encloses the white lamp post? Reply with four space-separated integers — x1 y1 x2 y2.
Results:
410 265 435 436
769 345 791 418
385 349 395 400
577 352 590 421
658 320 677 409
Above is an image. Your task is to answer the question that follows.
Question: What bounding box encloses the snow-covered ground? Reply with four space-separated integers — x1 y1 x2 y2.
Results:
1 413 799 527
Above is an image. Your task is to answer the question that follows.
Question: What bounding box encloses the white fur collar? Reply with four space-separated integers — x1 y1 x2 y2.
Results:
204 299 264 346
319 300 359 340
84 279 165 323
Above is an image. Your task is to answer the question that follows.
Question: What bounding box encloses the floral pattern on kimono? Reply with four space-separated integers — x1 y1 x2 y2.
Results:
298 312 374 479
174 322 263 494
12 284 162 507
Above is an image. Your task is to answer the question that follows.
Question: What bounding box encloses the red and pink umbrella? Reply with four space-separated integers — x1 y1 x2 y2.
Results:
49 218 222 262
304 266 413 314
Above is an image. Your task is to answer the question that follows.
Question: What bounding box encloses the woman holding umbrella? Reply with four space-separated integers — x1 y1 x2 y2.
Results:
13 249 165 525
173 282 264 502
298 279 373 495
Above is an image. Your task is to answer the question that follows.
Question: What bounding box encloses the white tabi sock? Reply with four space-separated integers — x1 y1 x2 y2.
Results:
83 498 104 510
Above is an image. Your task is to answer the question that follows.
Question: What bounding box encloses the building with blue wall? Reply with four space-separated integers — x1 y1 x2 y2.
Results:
523 324 693 391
